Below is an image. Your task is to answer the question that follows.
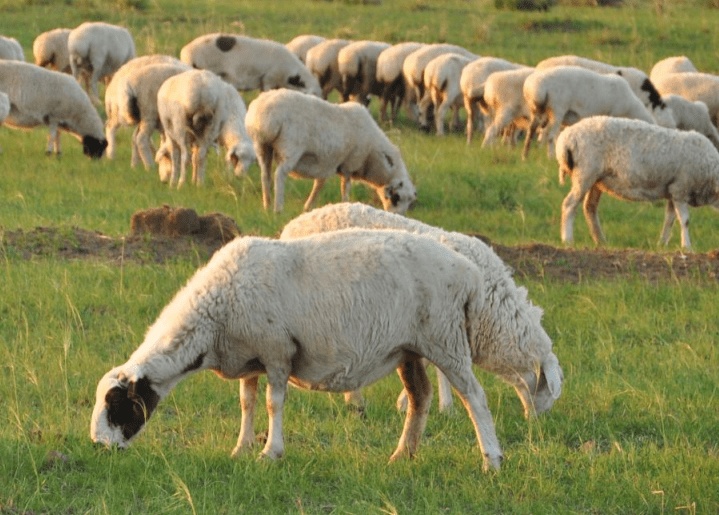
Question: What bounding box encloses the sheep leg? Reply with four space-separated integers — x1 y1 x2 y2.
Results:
674 201 692 250
561 185 586 244
659 199 677 247
192 144 209 186
303 178 327 212
46 124 61 155
178 143 191 188
582 186 606 245
389 358 432 462
396 362 454 413
521 116 541 160
130 126 141 168
231 376 259 457
464 95 475 144
260 368 290 460
135 122 157 170
256 143 274 210
343 390 366 410
433 92 447 136
105 119 118 160
273 157 300 212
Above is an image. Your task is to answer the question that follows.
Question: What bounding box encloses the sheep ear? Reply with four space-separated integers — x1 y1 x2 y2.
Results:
542 353 563 400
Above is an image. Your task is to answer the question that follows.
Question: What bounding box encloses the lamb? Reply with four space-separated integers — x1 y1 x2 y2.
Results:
652 72 719 128
68 22 136 105
305 38 351 100
91 228 562 471
0 35 24 61
662 94 719 149
285 34 325 63
522 65 657 159
460 57 527 143
375 41 425 123
104 61 191 172
156 69 256 187
180 33 321 97
649 56 698 83
337 40 390 105
33 28 72 73
479 67 535 148
245 88 416 213
0 60 107 158
280 202 563 419
555 115 719 250
422 53 475 135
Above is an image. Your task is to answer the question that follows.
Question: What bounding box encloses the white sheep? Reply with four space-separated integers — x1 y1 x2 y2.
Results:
402 43 478 125
556 115 719 250
33 28 72 73
423 53 475 135
104 61 191 172
0 60 107 158
91 229 562 471
0 91 9 153
652 71 719 128
305 38 351 100
180 33 321 97
280 202 563 418
649 55 698 83
68 22 136 105
156 69 256 187
460 57 527 143
245 88 416 213
662 94 719 149
375 41 425 123
285 34 325 63
337 40 390 105
479 67 535 148
0 35 24 61
522 65 657 160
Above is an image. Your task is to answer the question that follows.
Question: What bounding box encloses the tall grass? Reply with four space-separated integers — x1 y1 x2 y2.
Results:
1 1 718 513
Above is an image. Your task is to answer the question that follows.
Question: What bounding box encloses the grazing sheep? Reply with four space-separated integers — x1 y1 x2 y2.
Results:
156 69 256 187
245 89 416 213
180 33 321 97
0 91 8 152
0 35 24 61
556 116 719 250
652 72 719 128
375 41 425 123
662 94 719 149
337 40 390 105
479 67 535 148
68 22 136 105
522 65 657 159
460 57 527 143
91 228 562 471
649 55 698 83
305 38 351 100
0 61 107 158
104 61 191 171
33 28 72 73
422 53 475 135
285 34 325 63
280 202 563 419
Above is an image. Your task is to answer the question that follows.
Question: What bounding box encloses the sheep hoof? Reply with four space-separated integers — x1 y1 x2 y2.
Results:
482 453 503 472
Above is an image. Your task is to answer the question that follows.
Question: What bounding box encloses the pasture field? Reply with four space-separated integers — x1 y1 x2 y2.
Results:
1 0 718 513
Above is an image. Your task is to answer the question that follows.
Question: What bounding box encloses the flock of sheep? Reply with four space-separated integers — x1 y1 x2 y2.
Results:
1 21 719 469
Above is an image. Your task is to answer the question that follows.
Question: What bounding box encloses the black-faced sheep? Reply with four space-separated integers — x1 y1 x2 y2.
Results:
33 28 72 73
91 229 561 471
556 116 719 250
245 89 416 213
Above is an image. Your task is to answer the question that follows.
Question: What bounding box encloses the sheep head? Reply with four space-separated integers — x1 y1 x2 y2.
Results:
512 352 563 419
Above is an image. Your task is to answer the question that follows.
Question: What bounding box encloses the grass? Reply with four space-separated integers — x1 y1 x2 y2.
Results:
1 0 718 513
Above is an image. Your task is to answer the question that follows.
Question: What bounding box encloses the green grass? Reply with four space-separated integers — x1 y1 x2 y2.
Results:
1 0 719 513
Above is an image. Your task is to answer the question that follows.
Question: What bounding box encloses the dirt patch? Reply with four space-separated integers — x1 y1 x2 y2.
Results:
1 208 718 283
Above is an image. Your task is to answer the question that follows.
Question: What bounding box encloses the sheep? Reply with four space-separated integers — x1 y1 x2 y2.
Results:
280 202 563 419
305 38 351 100
0 61 107 158
68 22 136 105
104 61 191 172
180 33 321 97
0 35 24 61
479 67 535 148
662 94 719 150
245 88 416 213
522 65 657 160
652 71 719 128
459 57 527 143
649 55 698 83
156 69 256 187
375 41 425 123
534 54 675 128
90 228 562 471
285 34 325 64
0 91 8 152
402 43 478 126
556 115 719 250
337 40 390 105
422 53 475 135
33 28 72 73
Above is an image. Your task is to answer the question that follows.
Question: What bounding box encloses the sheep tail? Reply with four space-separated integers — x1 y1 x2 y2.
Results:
189 108 214 138
558 146 574 185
